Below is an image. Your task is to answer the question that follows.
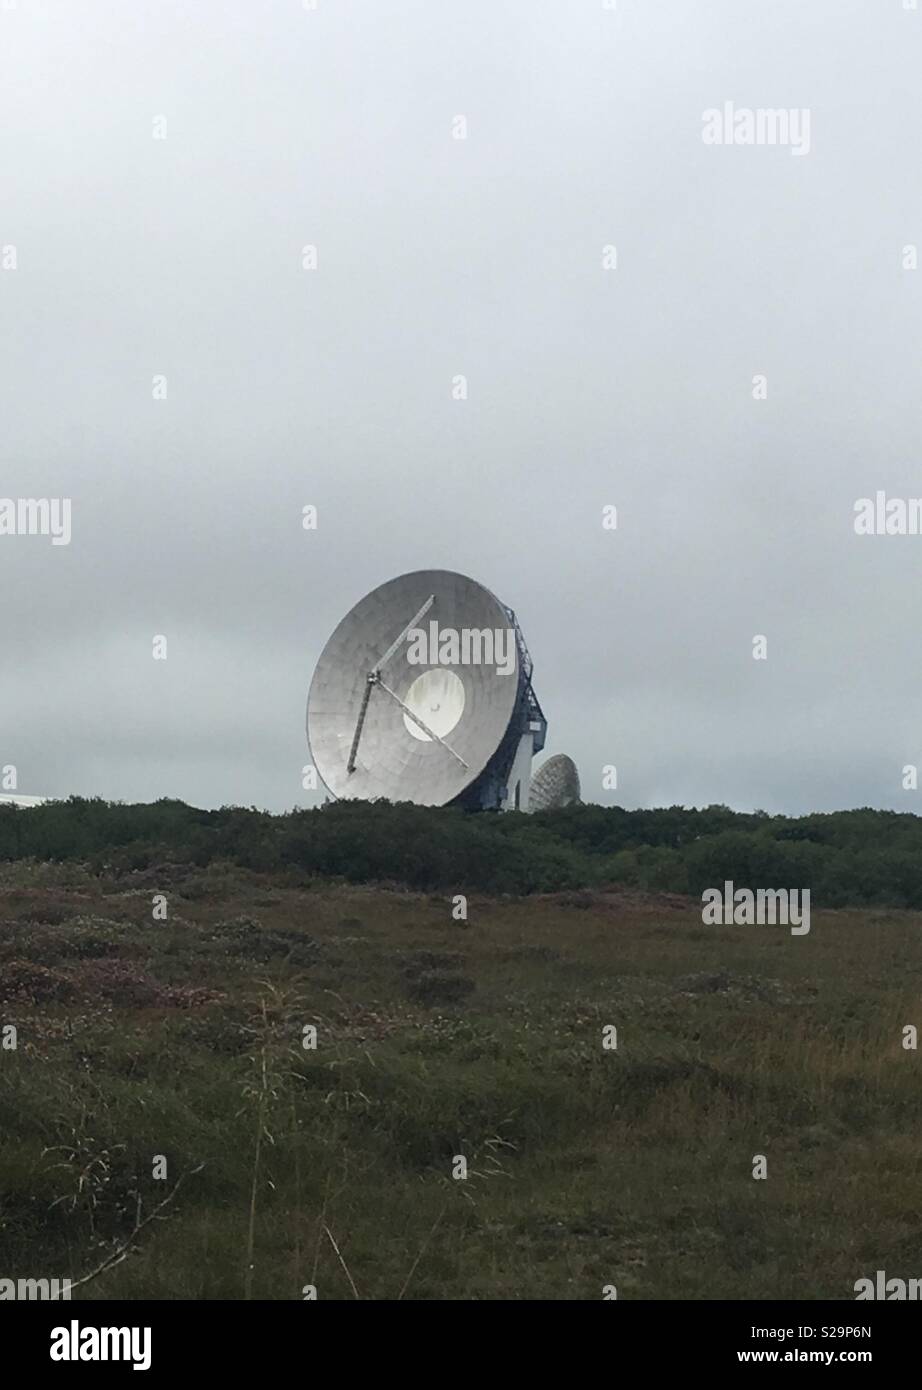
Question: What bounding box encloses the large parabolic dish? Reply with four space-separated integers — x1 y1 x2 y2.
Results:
306 570 546 810
529 754 582 811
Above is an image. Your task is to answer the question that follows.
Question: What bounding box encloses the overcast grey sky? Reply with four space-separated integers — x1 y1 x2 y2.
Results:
2 0 921 815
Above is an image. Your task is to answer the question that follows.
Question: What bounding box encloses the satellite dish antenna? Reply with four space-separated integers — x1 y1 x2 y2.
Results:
307 570 546 810
529 754 581 811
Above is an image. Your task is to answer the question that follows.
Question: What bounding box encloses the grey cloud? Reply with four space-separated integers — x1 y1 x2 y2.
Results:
2 0 920 815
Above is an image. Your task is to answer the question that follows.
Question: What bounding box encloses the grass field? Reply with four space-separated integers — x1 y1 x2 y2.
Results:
0 856 919 1300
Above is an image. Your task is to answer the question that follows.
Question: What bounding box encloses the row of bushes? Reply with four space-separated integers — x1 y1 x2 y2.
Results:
1 797 921 906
